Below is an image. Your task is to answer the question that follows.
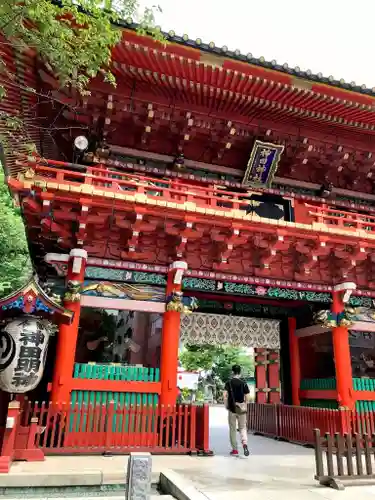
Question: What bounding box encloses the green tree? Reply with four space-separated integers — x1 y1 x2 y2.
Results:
0 0 161 147
0 0 161 93
179 344 254 384
0 0 161 292
0 163 32 297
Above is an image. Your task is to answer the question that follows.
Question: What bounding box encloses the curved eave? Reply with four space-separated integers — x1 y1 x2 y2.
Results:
0 276 73 325
113 26 375 129
110 59 375 133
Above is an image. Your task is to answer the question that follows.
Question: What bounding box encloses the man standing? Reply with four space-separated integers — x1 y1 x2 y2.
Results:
223 364 250 456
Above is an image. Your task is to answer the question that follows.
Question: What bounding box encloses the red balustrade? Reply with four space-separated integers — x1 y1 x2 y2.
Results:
248 403 353 446
247 403 278 438
23 401 203 455
15 161 266 213
306 203 375 233
0 401 210 470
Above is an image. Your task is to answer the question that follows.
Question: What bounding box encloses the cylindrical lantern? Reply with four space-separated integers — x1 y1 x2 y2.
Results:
0 316 51 393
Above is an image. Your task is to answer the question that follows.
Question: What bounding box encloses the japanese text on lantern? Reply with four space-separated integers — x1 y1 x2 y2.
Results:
12 328 44 389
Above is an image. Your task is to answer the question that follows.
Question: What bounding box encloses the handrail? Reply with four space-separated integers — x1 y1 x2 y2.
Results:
26 163 261 212
18 161 375 236
306 203 375 232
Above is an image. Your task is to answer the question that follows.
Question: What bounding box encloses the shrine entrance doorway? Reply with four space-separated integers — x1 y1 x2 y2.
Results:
180 313 282 404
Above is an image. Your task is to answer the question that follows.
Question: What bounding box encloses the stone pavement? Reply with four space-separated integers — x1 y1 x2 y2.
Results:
175 405 375 500
5 405 375 499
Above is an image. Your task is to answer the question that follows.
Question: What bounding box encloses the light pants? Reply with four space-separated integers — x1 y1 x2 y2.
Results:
228 411 247 450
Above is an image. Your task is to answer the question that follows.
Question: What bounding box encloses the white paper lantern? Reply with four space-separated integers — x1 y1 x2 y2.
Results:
0 316 51 393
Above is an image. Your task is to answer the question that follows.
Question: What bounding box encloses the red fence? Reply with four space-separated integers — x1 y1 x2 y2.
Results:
248 403 352 445
26 401 207 454
0 401 211 472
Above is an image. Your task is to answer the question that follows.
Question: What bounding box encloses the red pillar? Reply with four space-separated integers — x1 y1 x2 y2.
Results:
160 261 188 406
0 401 20 472
254 348 268 403
331 288 354 410
267 350 281 403
288 317 301 406
50 249 87 404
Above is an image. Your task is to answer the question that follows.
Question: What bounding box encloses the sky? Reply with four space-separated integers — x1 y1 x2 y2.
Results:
139 0 375 88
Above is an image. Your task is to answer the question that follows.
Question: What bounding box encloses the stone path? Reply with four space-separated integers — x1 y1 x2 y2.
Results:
175 405 375 500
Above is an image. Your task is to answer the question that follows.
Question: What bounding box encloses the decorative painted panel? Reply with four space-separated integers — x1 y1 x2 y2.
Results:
197 299 291 317
85 268 167 286
81 282 165 302
55 271 374 307
180 313 280 348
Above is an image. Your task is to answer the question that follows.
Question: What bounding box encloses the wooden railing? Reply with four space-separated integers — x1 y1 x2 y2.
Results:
15 159 375 238
314 429 375 490
248 403 349 445
19 161 259 212
0 400 212 471
248 403 375 447
306 203 375 233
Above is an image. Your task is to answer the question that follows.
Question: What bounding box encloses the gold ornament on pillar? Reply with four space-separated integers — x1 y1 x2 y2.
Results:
64 280 81 302
165 291 198 314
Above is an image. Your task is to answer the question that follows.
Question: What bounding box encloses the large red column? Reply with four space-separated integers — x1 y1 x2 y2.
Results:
254 348 268 403
267 350 281 403
160 261 188 406
288 317 301 406
50 249 87 404
331 283 355 410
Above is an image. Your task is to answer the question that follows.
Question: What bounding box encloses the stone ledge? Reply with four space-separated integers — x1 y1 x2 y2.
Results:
160 469 208 500
0 470 102 487
0 469 160 488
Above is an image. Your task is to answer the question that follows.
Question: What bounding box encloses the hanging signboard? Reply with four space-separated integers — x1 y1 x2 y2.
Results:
242 140 284 187
0 316 51 393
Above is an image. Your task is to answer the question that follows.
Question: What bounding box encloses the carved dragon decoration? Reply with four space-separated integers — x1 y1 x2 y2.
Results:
166 291 199 314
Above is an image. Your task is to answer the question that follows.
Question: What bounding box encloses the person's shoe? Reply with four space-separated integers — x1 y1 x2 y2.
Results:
230 449 239 456
243 444 250 457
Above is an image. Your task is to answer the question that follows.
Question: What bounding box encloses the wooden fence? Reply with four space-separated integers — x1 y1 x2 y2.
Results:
248 403 349 445
0 401 211 472
314 429 375 490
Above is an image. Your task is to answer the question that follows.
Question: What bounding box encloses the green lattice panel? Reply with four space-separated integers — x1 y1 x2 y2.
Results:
353 378 375 392
300 378 337 390
70 363 160 431
301 399 338 409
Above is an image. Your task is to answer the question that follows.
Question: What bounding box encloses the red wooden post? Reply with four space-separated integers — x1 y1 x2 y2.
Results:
331 284 356 411
267 349 281 403
288 317 301 406
50 249 87 404
254 348 268 403
160 261 188 406
189 404 197 453
105 401 115 450
14 417 44 463
202 404 212 455
0 401 20 473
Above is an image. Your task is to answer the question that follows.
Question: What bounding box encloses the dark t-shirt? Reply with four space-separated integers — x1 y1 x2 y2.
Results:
225 377 250 414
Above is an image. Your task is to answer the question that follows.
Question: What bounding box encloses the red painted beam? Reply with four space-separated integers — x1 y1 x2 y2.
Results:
299 389 337 400
70 379 161 394
353 391 375 401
